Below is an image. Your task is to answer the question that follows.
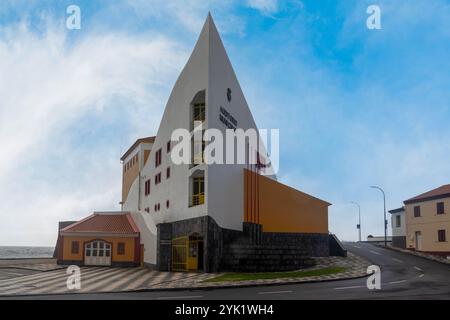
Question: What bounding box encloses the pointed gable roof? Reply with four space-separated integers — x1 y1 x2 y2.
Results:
404 184 450 205
61 212 139 235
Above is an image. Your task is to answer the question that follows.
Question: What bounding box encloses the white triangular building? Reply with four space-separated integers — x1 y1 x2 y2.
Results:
118 14 334 272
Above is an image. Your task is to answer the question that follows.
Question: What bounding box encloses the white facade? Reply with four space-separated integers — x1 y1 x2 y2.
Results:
123 14 275 265
390 208 406 237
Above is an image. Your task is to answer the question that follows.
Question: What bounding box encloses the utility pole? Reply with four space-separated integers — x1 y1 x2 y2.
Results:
350 201 361 242
370 186 387 247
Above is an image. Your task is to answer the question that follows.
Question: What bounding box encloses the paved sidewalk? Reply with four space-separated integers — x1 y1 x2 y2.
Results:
0 258 64 272
0 253 370 296
375 243 450 266
153 252 370 290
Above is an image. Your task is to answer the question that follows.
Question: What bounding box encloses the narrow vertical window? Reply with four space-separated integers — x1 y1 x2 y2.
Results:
438 229 446 242
396 215 401 228
145 179 151 196
155 149 162 167
414 206 421 217
71 241 79 254
166 167 170 179
437 202 445 215
117 242 125 255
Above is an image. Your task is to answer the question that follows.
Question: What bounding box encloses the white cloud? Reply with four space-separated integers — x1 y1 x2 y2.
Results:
0 20 187 245
246 0 279 15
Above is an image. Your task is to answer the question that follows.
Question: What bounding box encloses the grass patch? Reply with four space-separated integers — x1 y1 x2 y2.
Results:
205 267 347 282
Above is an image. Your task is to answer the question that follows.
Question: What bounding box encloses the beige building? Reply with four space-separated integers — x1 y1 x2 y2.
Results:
404 184 450 255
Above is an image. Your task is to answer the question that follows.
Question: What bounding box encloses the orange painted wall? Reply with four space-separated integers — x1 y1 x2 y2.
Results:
122 157 140 203
144 149 151 166
62 236 137 263
244 169 330 233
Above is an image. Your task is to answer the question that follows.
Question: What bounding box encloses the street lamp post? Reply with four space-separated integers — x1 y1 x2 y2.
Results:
350 201 361 242
370 185 387 247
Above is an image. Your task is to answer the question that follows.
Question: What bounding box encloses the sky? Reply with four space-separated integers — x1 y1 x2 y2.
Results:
0 0 449 246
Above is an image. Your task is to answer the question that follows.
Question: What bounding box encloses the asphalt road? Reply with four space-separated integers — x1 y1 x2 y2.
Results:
2 242 450 300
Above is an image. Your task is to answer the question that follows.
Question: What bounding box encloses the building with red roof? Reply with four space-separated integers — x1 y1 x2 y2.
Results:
56 212 142 267
403 185 450 255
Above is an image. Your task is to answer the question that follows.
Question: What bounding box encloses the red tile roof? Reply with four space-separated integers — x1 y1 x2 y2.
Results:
61 212 139 234
404 184 450 204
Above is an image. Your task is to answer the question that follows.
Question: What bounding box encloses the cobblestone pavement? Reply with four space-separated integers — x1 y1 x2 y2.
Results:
0 253 370 296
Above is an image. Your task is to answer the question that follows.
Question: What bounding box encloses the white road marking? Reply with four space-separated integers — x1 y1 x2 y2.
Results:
414 266 423 272
258 290 293 295
370 250 381 255
334 285 365 290
388 280 407 285
419 273 425 278
157 295 203 300
391 258 403 263
353 245 361 248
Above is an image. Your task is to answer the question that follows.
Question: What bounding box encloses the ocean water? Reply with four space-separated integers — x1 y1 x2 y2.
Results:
0 246 55 259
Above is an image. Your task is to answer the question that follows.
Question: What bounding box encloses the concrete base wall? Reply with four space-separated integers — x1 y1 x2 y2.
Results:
156 216 330 272
392 236 406 249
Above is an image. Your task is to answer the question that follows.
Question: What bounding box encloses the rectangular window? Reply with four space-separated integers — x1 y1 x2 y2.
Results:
396 215 401 228
71 241 79 254
437 202 445 215
117 242 125 255
145 179 151 196
193 103 205 122
167 141 171 153
155 172 161 185
414 206 421 217
155 149 162 167
166 167 170 179
438 229 446 242
192 177 205 206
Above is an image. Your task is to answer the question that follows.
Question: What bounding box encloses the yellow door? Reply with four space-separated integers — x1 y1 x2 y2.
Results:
187 240 198 270
172 237 188 272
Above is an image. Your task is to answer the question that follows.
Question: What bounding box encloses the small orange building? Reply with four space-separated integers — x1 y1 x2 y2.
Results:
56 212 141 267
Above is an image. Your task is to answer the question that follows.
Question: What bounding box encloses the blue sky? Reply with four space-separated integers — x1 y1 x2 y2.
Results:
1 0 449 245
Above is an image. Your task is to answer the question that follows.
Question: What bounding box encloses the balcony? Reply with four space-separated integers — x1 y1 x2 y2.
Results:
192 193 205 206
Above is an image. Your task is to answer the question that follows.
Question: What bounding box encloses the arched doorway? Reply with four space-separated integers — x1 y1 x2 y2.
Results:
84 240 111 266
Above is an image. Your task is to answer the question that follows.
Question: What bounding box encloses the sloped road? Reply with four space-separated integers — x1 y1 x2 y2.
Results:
2 242 449 299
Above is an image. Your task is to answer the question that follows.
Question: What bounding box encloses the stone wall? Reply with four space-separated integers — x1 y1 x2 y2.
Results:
156 217 331 272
